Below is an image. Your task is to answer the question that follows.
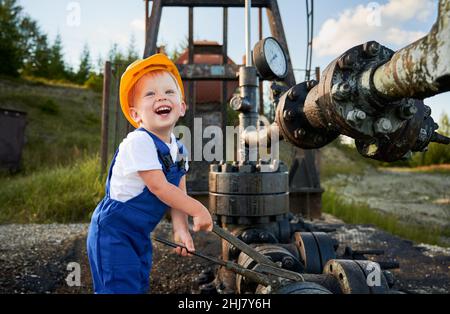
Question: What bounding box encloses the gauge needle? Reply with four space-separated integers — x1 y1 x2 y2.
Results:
270 54 278 63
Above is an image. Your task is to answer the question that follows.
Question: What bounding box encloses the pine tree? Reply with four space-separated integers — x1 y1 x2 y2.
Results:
20 15 52 78
48 33 66 79
126 34 139 63
0 0 25 76
76 43 92 84
108 43 125 64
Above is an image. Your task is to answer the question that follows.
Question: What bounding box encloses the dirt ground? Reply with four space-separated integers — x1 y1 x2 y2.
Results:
0 218 448 294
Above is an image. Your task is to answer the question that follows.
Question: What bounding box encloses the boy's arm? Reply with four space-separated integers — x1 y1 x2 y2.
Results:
138 169 212 231
171 176 195 256
170 175 190 234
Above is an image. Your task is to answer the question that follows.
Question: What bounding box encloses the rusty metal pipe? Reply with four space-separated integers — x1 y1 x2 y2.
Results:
372 0 450 100
243 122 282 146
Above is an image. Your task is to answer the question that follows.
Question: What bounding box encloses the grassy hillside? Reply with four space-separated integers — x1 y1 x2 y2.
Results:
0 77 102 174
0 77 104 223
320 138 450 247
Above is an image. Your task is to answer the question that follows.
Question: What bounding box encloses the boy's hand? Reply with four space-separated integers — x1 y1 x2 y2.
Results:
193 206 213 232
173 230 195 257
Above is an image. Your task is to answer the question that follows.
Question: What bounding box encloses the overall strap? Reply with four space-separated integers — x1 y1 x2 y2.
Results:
105 148 120 197
136 128 173 173
175 139 187 171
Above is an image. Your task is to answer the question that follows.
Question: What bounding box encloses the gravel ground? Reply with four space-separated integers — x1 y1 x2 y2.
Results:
0 224 88 294
0 219 448 294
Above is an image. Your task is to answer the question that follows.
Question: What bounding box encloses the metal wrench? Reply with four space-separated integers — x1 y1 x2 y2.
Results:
211 224 304 282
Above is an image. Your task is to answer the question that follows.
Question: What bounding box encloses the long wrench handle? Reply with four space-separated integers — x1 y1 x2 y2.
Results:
152 235 273 287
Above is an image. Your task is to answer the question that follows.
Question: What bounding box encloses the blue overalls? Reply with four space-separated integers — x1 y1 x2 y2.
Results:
86 128 187 294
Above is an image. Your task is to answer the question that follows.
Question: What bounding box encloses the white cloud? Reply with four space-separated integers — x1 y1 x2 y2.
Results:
314 0 434 57
382 0 434 22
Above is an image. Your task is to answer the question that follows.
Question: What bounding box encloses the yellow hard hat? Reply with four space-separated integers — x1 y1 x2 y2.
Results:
119 53 184 128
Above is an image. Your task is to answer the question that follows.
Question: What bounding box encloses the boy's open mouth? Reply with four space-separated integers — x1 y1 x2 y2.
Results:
154 105 172 116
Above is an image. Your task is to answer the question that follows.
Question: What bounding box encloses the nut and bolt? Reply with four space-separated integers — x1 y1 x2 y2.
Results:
398 100 418 119
281 256 295 269
222 163 234 172
338 51 357 69
230 96 251 112
259 232 269 242
374 118 393 134
332 82 352 100
210 164 219 172
288 88 300 101
294 128 306 139
363 41 380 57
306 80 318 91
242 232 251 243
283 109 297 121
346 109 367 125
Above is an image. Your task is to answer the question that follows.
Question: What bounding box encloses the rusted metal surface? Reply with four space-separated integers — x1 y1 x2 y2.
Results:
161 0 271 7
294 38 450 161
143 0 162 57
176 63 239 81
275 81 339 149
323 259 390 294
373 0 450 100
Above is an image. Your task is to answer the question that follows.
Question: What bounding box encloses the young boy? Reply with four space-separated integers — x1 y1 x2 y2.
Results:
86 53 213 294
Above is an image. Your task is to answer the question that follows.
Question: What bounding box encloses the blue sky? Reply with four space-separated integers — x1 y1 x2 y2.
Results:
19 0 449 122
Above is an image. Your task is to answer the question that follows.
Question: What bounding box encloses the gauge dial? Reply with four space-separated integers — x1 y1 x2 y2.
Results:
253 37 288 80
264 38 287 78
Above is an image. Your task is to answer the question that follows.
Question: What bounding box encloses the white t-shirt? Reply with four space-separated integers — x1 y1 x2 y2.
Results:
109 130 189 202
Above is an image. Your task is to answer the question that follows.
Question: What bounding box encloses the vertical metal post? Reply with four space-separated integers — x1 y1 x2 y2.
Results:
245 0 252 66
145 0 149 36
144 0 162 57
238 0 259 163
258 7 264 115
188 7 195 134
222 7 228 157
101 61 111 174
315 66 321 81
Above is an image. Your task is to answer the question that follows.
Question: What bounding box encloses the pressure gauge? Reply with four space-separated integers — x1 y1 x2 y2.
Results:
253 37 288 80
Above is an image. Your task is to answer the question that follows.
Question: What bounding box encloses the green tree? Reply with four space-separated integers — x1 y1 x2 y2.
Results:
108 43 125 64
26 32 51 77
76 43 92 84
48 33 67 79
438 113 449 136
0 0 24 76
126 34 139 63
20 15 52 78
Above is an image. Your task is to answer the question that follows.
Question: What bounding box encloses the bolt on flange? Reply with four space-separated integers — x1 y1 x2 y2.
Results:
374 118 393 134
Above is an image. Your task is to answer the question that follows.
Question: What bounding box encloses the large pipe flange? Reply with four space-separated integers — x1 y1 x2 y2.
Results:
236 244 303 294
323 259 390 294
294 232 337 274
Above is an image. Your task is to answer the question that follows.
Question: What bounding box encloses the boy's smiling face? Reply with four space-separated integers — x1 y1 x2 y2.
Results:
129 71 186 136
